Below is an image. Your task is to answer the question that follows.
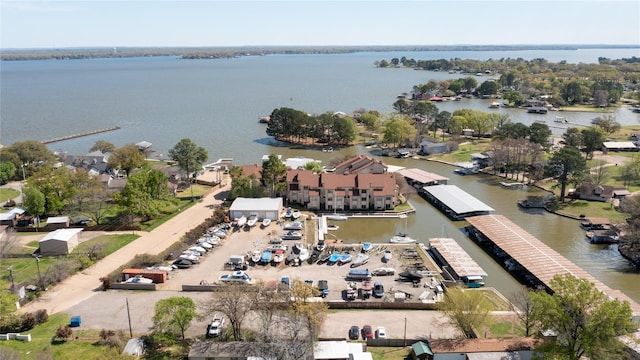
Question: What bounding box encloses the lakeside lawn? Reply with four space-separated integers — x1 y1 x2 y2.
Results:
0 188 20 203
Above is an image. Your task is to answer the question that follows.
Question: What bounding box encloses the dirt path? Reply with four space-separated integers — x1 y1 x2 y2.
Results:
20 182 231 315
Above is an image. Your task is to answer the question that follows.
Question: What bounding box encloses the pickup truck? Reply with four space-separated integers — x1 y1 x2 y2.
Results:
207 314 224 338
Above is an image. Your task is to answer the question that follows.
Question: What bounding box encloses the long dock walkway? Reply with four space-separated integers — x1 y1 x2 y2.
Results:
465 214 640 319
41 126 121 144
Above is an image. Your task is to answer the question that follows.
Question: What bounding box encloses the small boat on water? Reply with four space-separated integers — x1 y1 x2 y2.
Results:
390 234 417 244
251 249 261 263
261 218 271 228
327 224 340 231
299 248 310 262
322 147 334 153
350 253 369 268
361 242 373 252
328 253 341 264
489 101 500 108
326 213 348 221
338 253 352 265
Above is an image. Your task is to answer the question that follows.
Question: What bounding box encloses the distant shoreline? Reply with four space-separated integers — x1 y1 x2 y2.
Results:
2 44 639 61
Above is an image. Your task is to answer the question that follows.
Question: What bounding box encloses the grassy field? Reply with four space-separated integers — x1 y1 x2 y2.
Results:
0 188 20 203
0 313 133 359
368 346 411 360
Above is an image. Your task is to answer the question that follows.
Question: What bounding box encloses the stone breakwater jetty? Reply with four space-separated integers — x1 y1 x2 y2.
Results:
41 126 121 144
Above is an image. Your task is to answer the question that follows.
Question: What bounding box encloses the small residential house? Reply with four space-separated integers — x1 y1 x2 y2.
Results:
419 141 451 156
46 216 70 229
38 228 83 256
577 183 630 202
602 141 638 153
0 207 26 227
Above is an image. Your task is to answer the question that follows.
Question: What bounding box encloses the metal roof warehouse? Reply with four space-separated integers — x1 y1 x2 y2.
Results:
422 185 494 220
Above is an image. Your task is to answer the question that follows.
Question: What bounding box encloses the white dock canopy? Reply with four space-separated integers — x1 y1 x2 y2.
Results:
422 184 494 219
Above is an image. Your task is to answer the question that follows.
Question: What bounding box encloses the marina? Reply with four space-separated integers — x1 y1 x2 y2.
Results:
421 184 495 220
428 237 487 288
465 214 640 320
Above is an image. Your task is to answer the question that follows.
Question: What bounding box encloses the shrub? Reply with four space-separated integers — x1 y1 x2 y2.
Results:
34 309 48 325
98 329 125 350
54 325 73 341
99 276 112 290
19 312 36 331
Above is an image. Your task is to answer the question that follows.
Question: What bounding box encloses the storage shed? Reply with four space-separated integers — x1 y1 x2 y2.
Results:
38 228 83 256
229 197 283 221
46 216 70 229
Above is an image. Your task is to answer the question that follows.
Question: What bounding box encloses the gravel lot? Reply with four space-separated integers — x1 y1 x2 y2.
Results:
67 217 460 339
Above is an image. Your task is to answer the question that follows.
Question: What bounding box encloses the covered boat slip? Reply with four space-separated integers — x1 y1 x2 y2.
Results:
466 214 640 319
397 168 449 188
421 185 494 220
429 237 487 287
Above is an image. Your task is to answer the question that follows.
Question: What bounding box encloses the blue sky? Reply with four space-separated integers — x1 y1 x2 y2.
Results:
1 1 639 49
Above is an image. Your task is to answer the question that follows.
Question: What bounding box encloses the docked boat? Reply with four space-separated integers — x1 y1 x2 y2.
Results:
555 116 568 123
350 253 369 268
284 207 293 218
489 101 500 108
316 240 326 251
284 221 304 230
281 231 303 240
390 234 417 244
361 242 373 252
299 248 310 262
338 253 352 265
236 215 247 227
322 147 334 153
328 253 341 264
251 250 261 263
326 213 348 221
454 166 478 175
260 250 272 264
327 224 340 231
261 218 271 228
246 215 258 228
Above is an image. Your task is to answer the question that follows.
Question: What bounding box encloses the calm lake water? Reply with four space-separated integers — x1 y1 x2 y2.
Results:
2 48 639 301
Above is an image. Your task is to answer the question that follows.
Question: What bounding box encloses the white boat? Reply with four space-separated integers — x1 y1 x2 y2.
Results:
326 213 348 221
251 249 261 263
294 241 304 252
124 275 154 284
299 248 310 262
350 253 369 268
237 215 247 227
316 240 326 251
272 250 285 264
361 242 372 252
284 207 293 218
246 215 258 227
281 231 303 240
327 224 339 231
555 116 568 123
489 101 500 108
291 209 301 219
284 221 304 230
261 218 271 228
390 234 417 244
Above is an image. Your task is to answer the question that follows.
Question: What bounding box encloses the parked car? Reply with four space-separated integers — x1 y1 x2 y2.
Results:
362 325 373 339
375 326 387 339
206 314 225 338
349 325 360 340
373 282 384 298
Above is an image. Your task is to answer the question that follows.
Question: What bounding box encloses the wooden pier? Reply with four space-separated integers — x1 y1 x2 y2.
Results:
41 126 121 144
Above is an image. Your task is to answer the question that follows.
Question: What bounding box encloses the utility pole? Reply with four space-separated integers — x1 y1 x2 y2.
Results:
403 317 407 347
7 267 15 292
33 255 43 291
126 298 133 338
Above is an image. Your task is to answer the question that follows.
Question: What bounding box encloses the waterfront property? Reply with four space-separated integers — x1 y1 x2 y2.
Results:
228 197 283 221
465 214 640 320
421 185 494 220
428 237 487 288
397 168 449 188
575 183 630 202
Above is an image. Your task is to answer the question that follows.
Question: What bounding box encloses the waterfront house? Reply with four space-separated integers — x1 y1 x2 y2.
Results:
333 155 387 174
577 183 630 202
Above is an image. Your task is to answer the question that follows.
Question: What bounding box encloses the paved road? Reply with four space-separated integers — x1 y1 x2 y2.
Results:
20 181 232 315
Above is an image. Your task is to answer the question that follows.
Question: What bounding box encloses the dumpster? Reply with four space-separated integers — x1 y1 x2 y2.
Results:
70 316 81 327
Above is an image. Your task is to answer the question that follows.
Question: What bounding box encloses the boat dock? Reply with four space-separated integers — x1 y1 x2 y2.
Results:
428 237 487 287
465 214 640 319
421 184 494 220
41 126 121 144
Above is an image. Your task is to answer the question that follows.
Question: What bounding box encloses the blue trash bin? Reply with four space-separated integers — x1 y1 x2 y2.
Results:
70 316 81 327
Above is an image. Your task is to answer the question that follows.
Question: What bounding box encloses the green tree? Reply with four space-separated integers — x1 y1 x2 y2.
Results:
23 186 45 229
2 140 56 178
581 126 606 159
358 112 380 132
151 296 198 341
266 107 309 142
530 274 636 360
528 122 552 148
392 99 412 115
29 166 76 214
493 122 529 140
168 138 208 180
594 115 621 134
462 77 478 92
332 116 358 145
478 80 500 96
382 117 416 147
112 170 166 219
107 144 146 176
562 127 583 148
261 154 287 197
545 146 587 202
89 140 116 154
438 287 492 338
433 110 452 140
502 90 525 106
0 162 16 184
562 81 584 104
303 161 323 174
